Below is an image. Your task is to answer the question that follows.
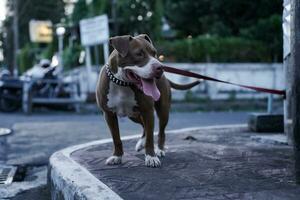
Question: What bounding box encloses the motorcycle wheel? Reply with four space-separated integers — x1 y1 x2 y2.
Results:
0 89 21 112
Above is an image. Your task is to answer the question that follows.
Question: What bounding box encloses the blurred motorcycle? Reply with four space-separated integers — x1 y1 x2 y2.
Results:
0 69 23 112
0 56 73 112
23 58 69 99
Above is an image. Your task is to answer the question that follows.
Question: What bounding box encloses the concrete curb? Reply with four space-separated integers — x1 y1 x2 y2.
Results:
48 124 247 200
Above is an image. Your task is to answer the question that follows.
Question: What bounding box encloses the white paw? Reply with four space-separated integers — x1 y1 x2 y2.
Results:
105 156 122 165
145 155 161 167
135 137 145 152
156 148 165 157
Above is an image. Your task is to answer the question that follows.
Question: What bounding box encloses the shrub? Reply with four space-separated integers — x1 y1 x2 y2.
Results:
157 35 272 63
18 43 36 73
62 44 83 70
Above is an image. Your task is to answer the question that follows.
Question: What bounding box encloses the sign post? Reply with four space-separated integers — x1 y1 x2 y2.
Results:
80 15 109 93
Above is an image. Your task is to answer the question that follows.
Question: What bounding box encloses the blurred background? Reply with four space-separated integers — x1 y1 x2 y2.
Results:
1 0 283 66
0 1 288 199
0 0 284 113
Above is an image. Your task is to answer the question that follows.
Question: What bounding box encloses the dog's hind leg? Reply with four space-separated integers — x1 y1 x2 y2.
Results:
135 131 145 152
129 116 145 152
104 111 123 165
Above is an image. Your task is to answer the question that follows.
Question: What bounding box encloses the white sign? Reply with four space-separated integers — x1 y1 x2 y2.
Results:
80 15 109 46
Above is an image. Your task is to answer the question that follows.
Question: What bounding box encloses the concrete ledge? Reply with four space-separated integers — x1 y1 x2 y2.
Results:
49 139 125 200
248 113 284 132
48 124 248 200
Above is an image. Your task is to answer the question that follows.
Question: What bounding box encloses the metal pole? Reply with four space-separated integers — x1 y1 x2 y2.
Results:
13 0 19 77
94 46 100 66
267 94 273 114
267 66 276 114
85 46 93 94
58 35 64 70
103 42 109 64
291 0 300 184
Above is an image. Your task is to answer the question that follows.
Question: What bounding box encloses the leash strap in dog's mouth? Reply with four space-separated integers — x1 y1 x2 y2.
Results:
105 64 133 87
163 65 286 98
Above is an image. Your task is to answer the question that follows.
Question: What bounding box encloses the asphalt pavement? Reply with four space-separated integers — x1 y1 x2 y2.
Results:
1 110 249 129
69 126 298 200
0 110 249 199
1 111 249 165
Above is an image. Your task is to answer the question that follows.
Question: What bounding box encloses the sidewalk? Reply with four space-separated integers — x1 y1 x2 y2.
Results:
49 125 300 200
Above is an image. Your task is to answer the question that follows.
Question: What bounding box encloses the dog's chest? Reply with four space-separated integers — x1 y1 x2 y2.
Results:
107 82 138 117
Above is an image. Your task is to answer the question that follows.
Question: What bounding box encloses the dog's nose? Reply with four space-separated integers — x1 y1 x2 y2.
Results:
156 66 163 72
152 63 163 72
152 63 163 78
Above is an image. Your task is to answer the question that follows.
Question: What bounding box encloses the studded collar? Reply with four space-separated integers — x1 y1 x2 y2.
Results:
105 64 133 87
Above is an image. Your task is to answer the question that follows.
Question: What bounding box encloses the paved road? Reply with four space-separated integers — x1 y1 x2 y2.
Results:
0 111 249 165
0 111 249 199
1 111 249 130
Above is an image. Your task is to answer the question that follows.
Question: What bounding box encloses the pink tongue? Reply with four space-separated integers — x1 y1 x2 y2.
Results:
141 79 160 101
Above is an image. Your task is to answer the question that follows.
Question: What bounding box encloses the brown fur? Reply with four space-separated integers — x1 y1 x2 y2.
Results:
96 34 199 165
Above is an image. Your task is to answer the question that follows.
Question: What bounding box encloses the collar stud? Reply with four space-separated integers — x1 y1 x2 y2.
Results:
105 64 133 87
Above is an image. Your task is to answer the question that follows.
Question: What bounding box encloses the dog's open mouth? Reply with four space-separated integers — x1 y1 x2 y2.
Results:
126 70 161 101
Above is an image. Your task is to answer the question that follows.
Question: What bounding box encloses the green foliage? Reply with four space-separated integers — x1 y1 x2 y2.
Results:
240 15 283 62
71 0 163 41
62 44 83 70
157 35 269 62
18 43 36 73
116 0 163 40
3 0 283 70
3 0 65 71
163 0 283 61
71 0 110 23
164 0 215 36
164 0 282 37
13 0 65 47
40 43 56 60
71 0 89 24
68 0 282 63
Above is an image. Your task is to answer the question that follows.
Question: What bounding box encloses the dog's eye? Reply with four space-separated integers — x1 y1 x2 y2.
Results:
136 51 144 57
153 51 157 57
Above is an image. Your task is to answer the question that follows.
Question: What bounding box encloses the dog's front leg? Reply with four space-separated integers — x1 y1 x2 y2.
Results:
104 111 123 165
141 110 161 167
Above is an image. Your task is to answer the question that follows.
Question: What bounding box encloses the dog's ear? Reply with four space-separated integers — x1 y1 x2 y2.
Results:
109 35 133 57
140 34 152 44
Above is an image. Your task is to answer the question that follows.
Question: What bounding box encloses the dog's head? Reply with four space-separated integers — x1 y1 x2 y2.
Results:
109 34 163 101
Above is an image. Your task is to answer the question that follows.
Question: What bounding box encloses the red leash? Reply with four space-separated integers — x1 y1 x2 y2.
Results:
163 65 286 98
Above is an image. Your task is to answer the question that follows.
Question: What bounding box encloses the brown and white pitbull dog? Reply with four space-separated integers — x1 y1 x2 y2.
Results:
96 34 200 167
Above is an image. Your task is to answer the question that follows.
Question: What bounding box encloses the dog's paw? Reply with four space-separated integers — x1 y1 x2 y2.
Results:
156 148 165 157
105 156 122 165
145 155 161 167
135 137 145 152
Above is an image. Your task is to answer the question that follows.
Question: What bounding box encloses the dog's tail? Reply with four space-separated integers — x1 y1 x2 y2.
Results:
168 80 201 90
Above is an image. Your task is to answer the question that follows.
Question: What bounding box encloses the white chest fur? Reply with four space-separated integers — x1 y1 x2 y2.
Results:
107 81 138 117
